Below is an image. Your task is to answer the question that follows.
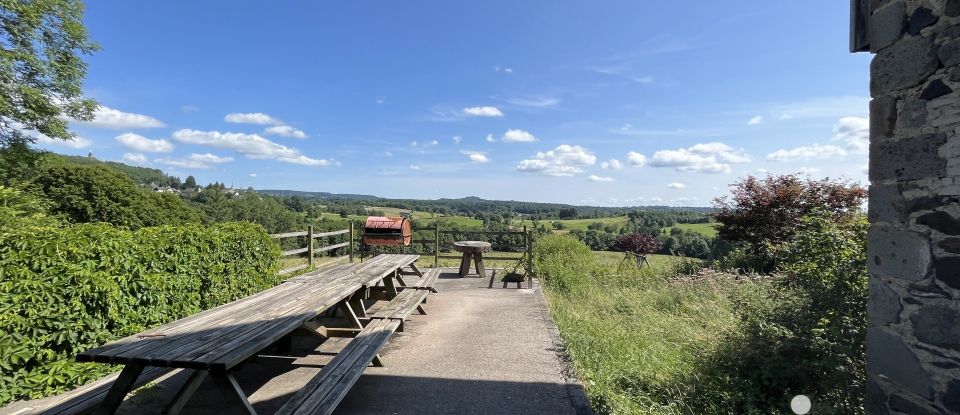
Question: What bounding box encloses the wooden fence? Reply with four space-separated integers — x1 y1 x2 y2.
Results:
271 222 533 278
270 223 354 275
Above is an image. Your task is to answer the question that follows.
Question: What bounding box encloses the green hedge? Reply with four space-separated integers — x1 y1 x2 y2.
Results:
0 222 281 405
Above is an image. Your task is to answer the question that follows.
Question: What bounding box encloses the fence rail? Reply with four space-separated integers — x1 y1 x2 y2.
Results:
271 223 354 275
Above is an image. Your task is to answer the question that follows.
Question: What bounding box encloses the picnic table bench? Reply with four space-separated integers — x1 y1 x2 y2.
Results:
68 254 432 415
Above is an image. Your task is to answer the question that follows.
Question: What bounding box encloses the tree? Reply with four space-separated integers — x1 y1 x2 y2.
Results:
0 0 99 147
29 163 199 229
614 232 661 255
712 174 866 253
184 175 197 188
558 207 578 219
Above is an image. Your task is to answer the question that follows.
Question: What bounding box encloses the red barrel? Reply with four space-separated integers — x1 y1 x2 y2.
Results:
362 216 412 246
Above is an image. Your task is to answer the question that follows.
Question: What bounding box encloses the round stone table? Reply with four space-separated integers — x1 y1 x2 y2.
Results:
453 241 492 278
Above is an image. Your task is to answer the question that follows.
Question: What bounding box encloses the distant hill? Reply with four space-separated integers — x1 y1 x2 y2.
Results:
258 189 380 201
45 154 178 186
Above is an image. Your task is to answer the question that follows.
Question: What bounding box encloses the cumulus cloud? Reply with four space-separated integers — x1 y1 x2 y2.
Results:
249 173 257 177
494 65 513 74
154 153 234 169
766 144 847 161
626 152 647 167
224 112 282 125
486 134 496 143
410 140 439 147
171 129 332 167
409 165 421 170
601 159 623 170
502 129 536 143
452 136 462 145
461 150 489 163
81 106 165 129
588 175 614 182
115 132 174 153
516 144 596 176
833 116 869 154
667 182 686 189
122 153 147 164
747 116 764 125
264 125 307 139
462 106 504 117
649 142 750 174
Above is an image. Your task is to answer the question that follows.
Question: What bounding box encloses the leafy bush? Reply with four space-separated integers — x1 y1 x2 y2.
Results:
0 186 58 230
0 222 280 404
532 234 598 293
28 163 199 229
693 214 868 413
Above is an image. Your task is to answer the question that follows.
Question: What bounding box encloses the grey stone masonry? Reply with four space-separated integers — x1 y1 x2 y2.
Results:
860 1 960 413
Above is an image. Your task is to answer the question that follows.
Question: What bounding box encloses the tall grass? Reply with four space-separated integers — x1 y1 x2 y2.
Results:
534 235 749 414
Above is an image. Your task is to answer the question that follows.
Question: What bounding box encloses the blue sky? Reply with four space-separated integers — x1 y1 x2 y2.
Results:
37 1 871 206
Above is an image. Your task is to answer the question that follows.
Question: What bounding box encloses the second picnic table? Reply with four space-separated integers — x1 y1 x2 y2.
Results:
453 240 492 278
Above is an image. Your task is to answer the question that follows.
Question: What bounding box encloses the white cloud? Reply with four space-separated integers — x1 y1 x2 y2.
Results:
171 129 331 167
461 150 490 163
462 106 504 117
494 65 513 74
766 144 847 161
224 112 282 125
154 153 234 169
409 165 421 170
34 134 92 149
122 153 147 165
502 129 536 143
249 173 257 177
626 152 647 167
631 76 654 84
82 106 165 129
264 125 307 139
115 132 174 153
588 175 614 182
452 136 462 145
650 142 751 174
188 153 234 164
667 182 686 189
277 155 332 166
516 144 596 176
799 167 821 175
833 116 869 154
375 97 386 104
601 159 623 170
409 140 439 148
747 115 764 125
486 134 496 143
505 96 561 108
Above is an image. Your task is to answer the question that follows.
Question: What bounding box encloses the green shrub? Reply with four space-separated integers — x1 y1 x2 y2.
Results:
532 234 598 293
0 222 280 404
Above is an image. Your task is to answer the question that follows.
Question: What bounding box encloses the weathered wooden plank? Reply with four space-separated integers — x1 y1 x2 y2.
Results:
312 229 349 238
14 367 171 415
271 231 309 239
282 247 310 257
315 242 349 253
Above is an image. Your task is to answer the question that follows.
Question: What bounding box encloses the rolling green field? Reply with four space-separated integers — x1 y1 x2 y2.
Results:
515 216 718 237
662 222 718 237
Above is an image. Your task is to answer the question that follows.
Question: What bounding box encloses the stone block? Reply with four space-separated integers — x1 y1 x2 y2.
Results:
869 183 907 224
870 1 907 52
919 79 953 100
939 38 960 67
935 256 960 289
871 35 939 96
911 303 960 350
908 7 938 36
917 211 960 235
898 98 926 130
867 327 933 398
869 133 948 181
867 224 932 281
872 96 898 138
869 277 902 326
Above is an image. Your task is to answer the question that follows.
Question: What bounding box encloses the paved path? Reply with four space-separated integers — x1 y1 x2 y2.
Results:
4 270 590 415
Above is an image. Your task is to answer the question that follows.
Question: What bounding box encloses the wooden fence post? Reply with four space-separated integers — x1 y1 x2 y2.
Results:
524 226 532 288
434 222 440 268
307 225 314 267
348 222 355 263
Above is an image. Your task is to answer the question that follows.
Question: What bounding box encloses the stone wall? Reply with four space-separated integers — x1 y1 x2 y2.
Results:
863 0 960 413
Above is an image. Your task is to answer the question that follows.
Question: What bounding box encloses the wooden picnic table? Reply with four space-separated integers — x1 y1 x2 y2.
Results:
453 241 491 278
75 254 420 415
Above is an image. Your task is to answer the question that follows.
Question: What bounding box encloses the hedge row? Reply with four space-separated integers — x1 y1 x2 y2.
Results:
0 222 281 405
